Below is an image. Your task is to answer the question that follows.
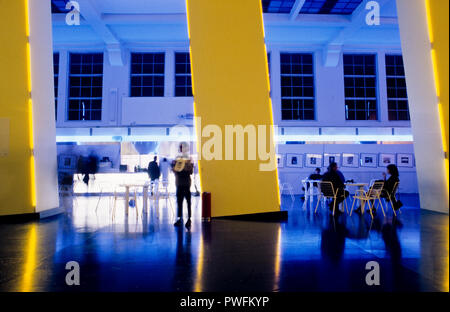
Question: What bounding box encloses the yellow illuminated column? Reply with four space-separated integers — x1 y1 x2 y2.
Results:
186 0 281 218
425 0 449 189
396 0 449 214
0 0 59 217
0 0 35 216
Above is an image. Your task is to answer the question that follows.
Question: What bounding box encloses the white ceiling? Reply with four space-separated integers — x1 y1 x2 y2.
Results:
52 0 402 53
92 0 187 14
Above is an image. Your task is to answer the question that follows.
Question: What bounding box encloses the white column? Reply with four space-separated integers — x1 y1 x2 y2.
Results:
396 0 448 213
377 52 389 122
165 49 175 97
28 0 59 213
270 48 281 124
56 49 68 125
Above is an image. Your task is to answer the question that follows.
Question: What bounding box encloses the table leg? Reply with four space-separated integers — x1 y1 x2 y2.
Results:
143 185 148 213
359 186 366 214
125 186 130 216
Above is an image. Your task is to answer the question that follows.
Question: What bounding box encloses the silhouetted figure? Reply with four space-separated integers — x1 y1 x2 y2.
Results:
321 162 349 213
77 154 98 185
148 156 160 181
172 143 194 229
307 167 322 190
148 156 160 195
86 153 99 185
367 164 402 216
381 164 403 210
159 157 171 183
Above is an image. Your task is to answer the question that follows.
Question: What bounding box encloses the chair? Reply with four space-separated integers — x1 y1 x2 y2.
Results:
350 181 385 219
303 179 321 197
279 180 295 202
315 181 349 216
384 181 400 216
58 184 78 207
159 180 169 196
95 180 115 213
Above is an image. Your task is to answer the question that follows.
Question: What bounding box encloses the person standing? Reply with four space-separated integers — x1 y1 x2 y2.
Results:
148 156 160 196
172 143 194 229
159 157 171 184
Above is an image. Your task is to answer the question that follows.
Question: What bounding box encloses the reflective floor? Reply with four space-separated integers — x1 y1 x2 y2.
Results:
0 192 448 292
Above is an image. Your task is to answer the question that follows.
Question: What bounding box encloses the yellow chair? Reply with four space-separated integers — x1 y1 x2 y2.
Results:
350 181 385 218
383 181 400 216
315 181 349 216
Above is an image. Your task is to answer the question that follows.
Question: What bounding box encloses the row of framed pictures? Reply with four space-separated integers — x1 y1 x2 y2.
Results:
277 153 415 169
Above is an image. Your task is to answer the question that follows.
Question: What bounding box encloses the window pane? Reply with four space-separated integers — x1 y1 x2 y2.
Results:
343 54 378 120
68 53 103 121
280 53 315 120
130 53 165 97
385 55 410 121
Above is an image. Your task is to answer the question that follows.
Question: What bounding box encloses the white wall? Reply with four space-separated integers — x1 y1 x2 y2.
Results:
57 143 121 170
121 97 193 126
53 46 412 129
268 47 410 128
278 143 418 194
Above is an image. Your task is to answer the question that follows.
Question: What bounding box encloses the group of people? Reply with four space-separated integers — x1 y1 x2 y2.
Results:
305 162 403 216
147 143 198 229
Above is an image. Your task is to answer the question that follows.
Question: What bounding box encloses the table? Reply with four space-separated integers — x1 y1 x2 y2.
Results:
119 182 149 215
345 182 368 190
345 183 369 212
301 179 322 196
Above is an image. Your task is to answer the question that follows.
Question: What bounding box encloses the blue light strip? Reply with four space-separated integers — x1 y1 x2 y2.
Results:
56 134 413 143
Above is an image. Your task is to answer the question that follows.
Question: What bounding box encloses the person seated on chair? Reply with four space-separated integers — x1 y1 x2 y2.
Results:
321 162 349 214
301 168 322 200
356 164 403 216
380 164 403 211
306 167 322 190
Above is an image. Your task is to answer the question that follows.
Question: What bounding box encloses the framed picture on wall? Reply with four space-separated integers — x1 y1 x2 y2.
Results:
277 154 284 168
342 153 359 168
324 153 341 168
397 153 414 167
58 154 77 170
360 153 377 168
286 153 304 168
305 154 323 168
379 153 396 167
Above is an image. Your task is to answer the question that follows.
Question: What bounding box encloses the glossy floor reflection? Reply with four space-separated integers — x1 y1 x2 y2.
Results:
0 193 448 292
